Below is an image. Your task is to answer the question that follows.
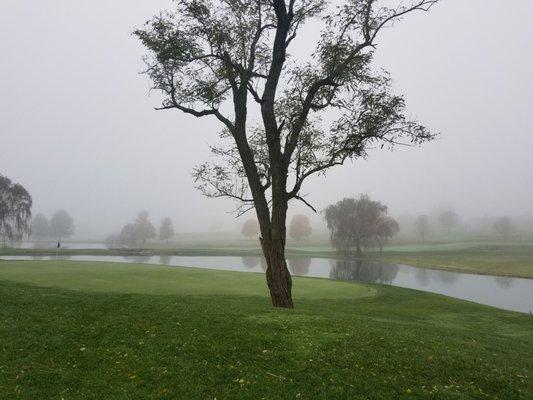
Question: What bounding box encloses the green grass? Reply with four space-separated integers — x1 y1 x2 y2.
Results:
376 245 533 278
1 260 532 399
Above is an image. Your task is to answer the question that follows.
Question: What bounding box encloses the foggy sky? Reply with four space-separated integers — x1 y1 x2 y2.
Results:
1 0 532 238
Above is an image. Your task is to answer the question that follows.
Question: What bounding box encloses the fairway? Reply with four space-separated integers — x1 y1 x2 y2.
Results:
0 260 374 300
1 260 532 399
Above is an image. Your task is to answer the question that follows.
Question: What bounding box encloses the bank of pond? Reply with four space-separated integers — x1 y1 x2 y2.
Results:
1 254 531 313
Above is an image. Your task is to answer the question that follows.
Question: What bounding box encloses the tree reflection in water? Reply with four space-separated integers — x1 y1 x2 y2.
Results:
437 270 459 285
159 255 171 265
329 259 398 284
288 257 311 276
415 268 430 287
241 256 260 269
494 276 513 289
123 255 152 264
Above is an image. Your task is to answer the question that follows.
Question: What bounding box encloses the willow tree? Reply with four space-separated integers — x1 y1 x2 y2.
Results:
0 175 32 246
135 0 438 307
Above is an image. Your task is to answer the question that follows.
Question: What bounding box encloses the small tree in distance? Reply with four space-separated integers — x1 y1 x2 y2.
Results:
242 219 260 239
324 195 395 256
414 214 430 243
31 213 50 240
135 211 156 244
493 216 513 239
120 223 140 247
289 214 312 243
438 210 458 235
49 209 74 241
159 217 175 242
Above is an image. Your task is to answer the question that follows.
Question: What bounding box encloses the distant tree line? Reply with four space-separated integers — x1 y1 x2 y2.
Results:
106 211 174 248
409 207 516 242
31 210 75 241
241 214 313 243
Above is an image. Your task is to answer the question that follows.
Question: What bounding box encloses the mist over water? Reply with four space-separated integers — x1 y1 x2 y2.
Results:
1 1 532 239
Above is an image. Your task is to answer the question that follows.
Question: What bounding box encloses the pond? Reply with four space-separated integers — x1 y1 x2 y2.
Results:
14 241 107 249
1 255 532 314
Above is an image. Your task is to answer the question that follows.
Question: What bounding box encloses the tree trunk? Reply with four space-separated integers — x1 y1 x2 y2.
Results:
257 190 293 308
260 236 293 308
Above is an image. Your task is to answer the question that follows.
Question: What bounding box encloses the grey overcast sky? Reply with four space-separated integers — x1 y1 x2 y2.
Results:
1 0 532 238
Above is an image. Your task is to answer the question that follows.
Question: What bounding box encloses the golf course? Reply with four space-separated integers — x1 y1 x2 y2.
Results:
1 259 531 399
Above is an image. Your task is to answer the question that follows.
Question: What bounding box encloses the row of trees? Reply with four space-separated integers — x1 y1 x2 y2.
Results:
242 214 312 243
106 211 174 248
0 175 32 246
31 210 75 241
324 195 399 256
413 212 515 242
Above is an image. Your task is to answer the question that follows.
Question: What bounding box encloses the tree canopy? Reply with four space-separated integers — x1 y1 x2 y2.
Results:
242 218 260 238
159 217 175 241
289 214 312 242
0 174 32 245
324 194 398 255
493 216 513 238
49 209 74 240
31 213 50 240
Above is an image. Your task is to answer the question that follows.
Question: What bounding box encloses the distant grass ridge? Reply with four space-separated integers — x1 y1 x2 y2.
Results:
0 260 532 399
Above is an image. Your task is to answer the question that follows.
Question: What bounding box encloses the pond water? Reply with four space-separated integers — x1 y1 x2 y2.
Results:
15 241 107 249
1 255 532 314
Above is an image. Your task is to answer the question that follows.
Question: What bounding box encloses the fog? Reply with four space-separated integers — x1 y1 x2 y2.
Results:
1 0 532 239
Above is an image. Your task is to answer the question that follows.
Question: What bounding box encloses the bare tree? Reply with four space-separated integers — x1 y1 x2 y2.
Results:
159 217 175 242
493 216 513 239
0 175 32 246
414 214 429 243
289 214 312 243
241 218 260 238
135 0 438 307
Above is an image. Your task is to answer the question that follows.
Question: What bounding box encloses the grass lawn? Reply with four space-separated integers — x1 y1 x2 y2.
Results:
374 244 533 279
0 260 532 399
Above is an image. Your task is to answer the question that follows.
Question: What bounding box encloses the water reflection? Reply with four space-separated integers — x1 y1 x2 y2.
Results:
329 259 399 284
494 276 513 289
437 270 459 286
415 268 430 287
123 255 152 264
288 258 311 276
159 255 171 266
241 256 260 269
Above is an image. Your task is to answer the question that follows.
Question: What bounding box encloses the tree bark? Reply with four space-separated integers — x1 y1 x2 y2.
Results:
257 192 293 308
260 236 293 308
